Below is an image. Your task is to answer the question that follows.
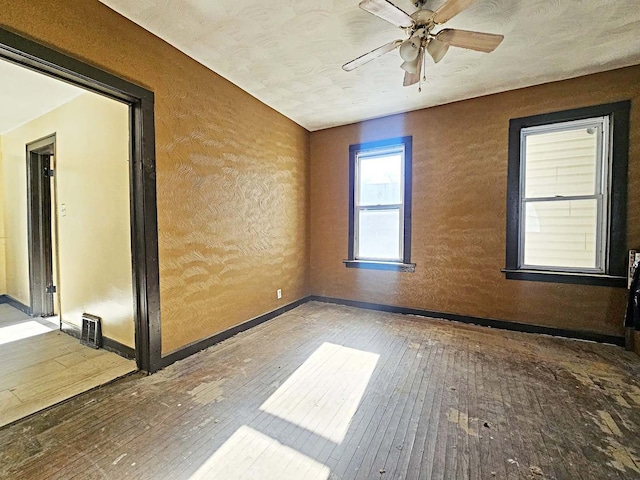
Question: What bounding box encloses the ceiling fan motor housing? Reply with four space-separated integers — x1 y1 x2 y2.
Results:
410 10 435 31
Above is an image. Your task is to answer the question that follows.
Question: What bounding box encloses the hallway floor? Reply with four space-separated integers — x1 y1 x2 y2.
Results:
0 303 137 428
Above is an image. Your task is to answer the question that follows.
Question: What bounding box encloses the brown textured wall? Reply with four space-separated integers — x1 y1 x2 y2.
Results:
0 0 310 354
310 66 640 337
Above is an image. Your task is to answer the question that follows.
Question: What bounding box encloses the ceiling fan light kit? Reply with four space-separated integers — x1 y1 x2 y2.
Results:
399 36 421 62
343 0 504 90
401 57 420 74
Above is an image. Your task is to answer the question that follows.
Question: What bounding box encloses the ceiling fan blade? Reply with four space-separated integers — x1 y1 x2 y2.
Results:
426 38 449 63
359 0 414 28
403 51 423 86
432 0 476 24
342 39 403 71
436 28 504 53
403 71 419 86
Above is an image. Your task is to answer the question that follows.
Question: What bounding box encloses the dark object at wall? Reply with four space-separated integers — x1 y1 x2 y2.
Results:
625 262 640 330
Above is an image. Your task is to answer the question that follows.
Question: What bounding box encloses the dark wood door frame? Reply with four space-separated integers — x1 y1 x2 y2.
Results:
0 27 162 372
26 135 56 317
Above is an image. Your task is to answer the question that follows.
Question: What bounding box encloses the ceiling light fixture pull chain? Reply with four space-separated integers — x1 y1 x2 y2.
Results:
418 49 424 93
423 49 427 82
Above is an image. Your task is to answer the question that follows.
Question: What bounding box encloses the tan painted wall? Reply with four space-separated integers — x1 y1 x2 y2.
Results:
0 136 6 294
310 66 640 338
0 0 310 354
1 92 134 347
1 126 28 305
4 0 631 348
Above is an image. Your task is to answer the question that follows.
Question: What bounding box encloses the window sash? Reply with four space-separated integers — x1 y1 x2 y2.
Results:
354 146 405 262
355 205 404 261
518 117 610 273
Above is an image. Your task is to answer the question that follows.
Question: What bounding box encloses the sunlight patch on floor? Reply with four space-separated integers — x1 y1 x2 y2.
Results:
0 320 55 346
189 425 330 480
260 342 379 444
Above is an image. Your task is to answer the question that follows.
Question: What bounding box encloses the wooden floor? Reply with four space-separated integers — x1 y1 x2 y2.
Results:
0 304 137 428
1 301 640 479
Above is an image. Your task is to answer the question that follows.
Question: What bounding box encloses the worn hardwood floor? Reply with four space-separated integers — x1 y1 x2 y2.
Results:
1 301 639 479
0 304 137 428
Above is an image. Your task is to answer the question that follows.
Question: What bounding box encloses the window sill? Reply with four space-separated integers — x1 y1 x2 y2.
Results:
502 269 626 287
344 260 416 272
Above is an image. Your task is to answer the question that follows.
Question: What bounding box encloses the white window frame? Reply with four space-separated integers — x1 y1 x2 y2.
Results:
353 144 406 262
518 116 611 274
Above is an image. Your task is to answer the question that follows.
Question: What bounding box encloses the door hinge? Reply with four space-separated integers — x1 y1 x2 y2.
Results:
46 285 57 294
44 169 55 177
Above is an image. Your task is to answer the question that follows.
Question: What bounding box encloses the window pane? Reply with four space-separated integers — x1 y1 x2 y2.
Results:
523 199 598 269
524 126 599 198
359 153 402 206
357 209 401 260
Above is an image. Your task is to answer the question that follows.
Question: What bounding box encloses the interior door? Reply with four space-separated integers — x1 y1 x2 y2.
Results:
27 136 56 317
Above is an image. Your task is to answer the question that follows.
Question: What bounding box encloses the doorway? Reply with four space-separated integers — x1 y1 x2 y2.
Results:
26 135 57 319
0 26 161 372
0 67 143 427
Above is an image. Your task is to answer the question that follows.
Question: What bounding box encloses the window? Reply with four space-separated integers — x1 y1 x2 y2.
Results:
344 137 415 272
504 101 630 286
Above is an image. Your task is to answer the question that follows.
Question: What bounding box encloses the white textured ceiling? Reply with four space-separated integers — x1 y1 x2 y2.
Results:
0 59 84 134
99 0 640 131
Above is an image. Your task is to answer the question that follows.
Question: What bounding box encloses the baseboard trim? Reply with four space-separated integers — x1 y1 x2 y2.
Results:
160 297 309 368
309 295 625 347
60 323 136 360
60 321 80 339
0 294 31 315
157 293 625 370
103 337 136 360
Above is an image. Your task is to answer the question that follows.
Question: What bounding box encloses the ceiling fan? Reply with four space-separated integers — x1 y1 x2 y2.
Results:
343 0 504 89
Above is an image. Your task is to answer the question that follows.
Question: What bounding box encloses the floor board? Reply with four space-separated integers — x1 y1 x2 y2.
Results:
1 301 639 479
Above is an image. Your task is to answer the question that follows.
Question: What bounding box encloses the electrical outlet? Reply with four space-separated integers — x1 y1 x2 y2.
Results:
277 289 282 299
